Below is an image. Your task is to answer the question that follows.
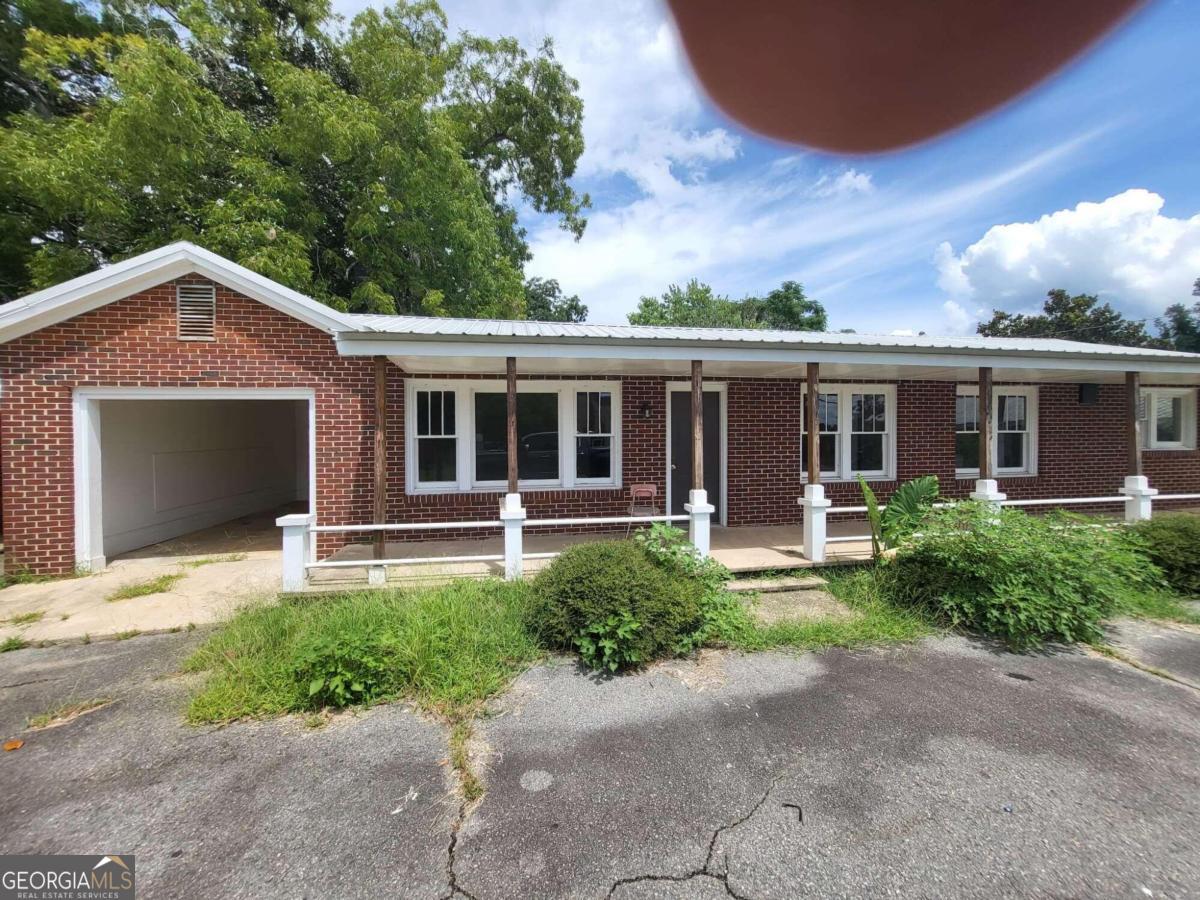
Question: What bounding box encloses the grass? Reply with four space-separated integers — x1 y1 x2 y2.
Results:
25 698 111 730
183 579 542 724
180 554 249 568
113 630 141 641
1 635 28 653
1115 589 1200 626
733 566 934 652
6 610 44 626
106 573 185 602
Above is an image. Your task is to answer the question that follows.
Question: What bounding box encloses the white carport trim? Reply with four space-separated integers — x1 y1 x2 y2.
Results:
0 242 349 343
72 387 317 572
334 336 1200 377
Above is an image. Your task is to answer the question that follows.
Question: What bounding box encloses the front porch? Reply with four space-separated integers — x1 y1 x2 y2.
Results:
304 520 874 587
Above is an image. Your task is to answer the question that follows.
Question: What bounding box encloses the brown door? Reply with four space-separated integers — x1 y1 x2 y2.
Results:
669 390 721 518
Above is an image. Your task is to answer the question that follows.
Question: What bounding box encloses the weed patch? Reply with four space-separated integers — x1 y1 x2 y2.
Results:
106 573 184 602
180 554 249 568
26 698 111 730
7 610 44 626
0 635 28 653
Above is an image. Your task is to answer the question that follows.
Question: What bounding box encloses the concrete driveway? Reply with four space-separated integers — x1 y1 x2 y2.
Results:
1 627 1197 898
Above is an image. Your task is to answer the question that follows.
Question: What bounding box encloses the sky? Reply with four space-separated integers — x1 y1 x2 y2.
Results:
335 0 1200 335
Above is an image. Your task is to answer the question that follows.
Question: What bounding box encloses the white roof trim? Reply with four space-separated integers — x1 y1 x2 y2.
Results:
0 242 350 342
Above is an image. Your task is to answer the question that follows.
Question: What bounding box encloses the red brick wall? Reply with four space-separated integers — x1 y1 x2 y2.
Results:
3 277 1198 574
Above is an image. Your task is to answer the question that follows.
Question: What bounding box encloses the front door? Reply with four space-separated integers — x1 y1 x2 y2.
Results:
669 390 721 518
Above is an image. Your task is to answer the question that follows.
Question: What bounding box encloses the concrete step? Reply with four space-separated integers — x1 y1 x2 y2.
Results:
727 574 828 594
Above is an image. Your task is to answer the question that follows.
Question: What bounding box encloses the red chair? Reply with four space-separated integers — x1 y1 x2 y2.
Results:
627 483 659 535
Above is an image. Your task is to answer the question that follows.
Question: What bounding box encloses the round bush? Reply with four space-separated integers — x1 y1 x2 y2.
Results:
883 504 1161 650
530 540 704 670
1128 514 1200 595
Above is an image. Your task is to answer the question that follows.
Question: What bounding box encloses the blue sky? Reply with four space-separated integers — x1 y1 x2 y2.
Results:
337 0 1200 334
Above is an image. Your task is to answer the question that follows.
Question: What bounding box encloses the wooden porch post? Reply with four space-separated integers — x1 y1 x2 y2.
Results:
805 362 819 484
506 356 518 494
373 356 388 560
978 366 993 480
1126 371 1142 476
691 360 704 491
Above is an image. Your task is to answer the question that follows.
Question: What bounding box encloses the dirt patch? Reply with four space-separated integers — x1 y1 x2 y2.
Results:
751 590 856 626
654 648 729 691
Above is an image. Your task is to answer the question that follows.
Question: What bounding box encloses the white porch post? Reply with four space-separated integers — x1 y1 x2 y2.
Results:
799 483 831 563
277 512 313 591
500 492 526 580
1122 475 1157 523
969 478 1006 510
685 488 715 558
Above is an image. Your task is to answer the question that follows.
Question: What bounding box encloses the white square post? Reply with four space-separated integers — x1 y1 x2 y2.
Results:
685 488 715 558
969 478 1006 509
500 493 526 580
1122 475 1157 523
799 483 832 563
277 513 314 592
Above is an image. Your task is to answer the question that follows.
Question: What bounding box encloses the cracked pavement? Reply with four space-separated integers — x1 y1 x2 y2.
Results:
2 626 1199 898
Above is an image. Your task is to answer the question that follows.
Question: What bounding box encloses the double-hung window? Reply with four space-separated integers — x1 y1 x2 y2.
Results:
955 385 1037 476
407 380 621 492
1142 387 1197 450
801 385 895 480
414 390 458 488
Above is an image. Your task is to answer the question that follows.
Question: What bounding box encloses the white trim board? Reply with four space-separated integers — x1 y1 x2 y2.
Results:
72 387 317 571
664 381 728 527
0 242 349 343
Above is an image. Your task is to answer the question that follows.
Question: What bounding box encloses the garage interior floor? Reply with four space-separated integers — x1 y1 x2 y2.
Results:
112 501 306 562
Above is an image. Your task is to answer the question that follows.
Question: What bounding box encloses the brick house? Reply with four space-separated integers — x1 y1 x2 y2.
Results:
2 242 1199 577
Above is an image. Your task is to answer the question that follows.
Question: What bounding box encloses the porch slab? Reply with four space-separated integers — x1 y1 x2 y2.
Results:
310 522 875 586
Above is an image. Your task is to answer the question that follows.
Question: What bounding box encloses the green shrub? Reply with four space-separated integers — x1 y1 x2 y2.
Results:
1128 514 1200 595
884 503 1161 650
292 631 394 709
530 540 704 670
575 611 643 672
858 474 939 556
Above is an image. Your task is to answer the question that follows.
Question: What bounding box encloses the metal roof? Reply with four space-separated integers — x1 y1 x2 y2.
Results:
338 313 1200 361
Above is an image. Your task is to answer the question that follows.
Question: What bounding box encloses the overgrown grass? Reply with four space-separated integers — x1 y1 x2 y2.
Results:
106 573 185 602
1115 589 1200 626
26 697 111 730
184 579 542 724
735 566 934 652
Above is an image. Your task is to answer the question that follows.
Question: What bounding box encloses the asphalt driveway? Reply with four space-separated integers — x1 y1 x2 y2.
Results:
1 627 1197 898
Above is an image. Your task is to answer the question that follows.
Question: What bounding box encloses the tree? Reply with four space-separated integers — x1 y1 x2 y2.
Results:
0 0 588 316
628 279 828 330
740 280 827 331
524 276 586 322
1155 278 1200 353
977 289 1157 347
628 280 746 328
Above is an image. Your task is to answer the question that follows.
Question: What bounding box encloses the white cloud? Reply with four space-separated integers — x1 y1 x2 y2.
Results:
936 189 1200 313
812 168 874 198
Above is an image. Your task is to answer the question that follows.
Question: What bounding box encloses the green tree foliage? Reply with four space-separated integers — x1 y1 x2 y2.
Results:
977 289 1157 347
628 278 828 330
524 276 587 322
0 0 588 315
1155 278 1200 353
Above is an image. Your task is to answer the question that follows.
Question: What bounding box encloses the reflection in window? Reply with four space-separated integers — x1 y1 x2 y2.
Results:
575 391 612 480
415 390 456 484
801 392 839 475
474 393 560 482
955 394 979 470
850 393 886 473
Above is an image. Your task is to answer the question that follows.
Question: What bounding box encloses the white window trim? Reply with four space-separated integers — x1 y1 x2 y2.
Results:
404 379 622 494
801 384 896 482
1142 387 1198 451
955 385 1039 478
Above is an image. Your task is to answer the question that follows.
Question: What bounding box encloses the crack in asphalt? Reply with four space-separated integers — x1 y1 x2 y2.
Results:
606 769 790 899
441 799 481 900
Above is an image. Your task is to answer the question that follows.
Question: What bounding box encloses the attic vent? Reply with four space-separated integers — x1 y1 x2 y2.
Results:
176 284 216 341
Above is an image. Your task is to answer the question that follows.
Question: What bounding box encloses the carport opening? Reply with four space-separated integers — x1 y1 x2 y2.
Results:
97 398 310 561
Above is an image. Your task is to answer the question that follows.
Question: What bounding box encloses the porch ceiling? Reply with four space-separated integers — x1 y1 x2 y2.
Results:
384 354 1200 385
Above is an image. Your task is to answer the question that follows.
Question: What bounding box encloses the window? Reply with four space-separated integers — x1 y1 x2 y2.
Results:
800 385 895 480
801 392 839 476
955 394 980 470
956 385 1038 476
405 380 621 492
474 392 560 483
1142 388 1197 450
575 391 613 481
176 284 216 340
414 390 457 486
